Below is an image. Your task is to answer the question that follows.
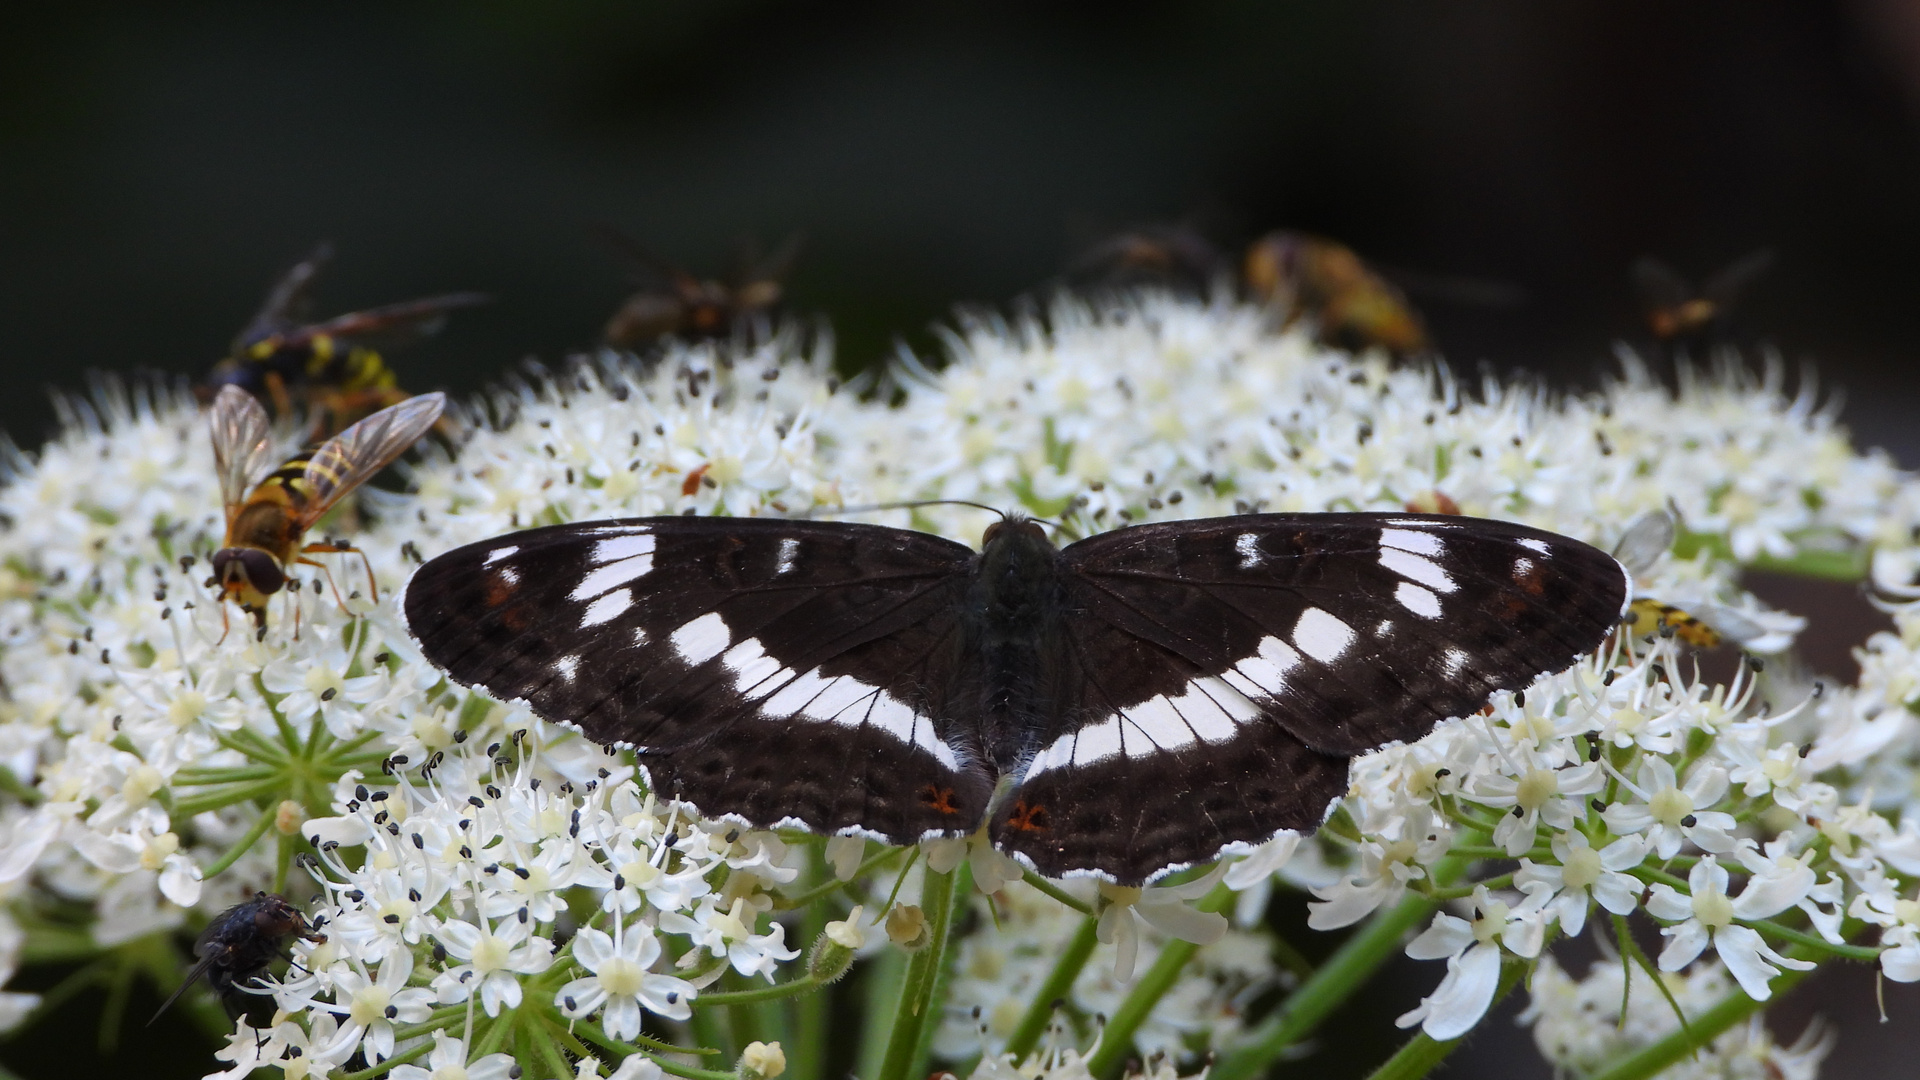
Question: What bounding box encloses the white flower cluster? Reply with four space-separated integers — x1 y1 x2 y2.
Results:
1520 954 1834 1080
0 293 1914 1080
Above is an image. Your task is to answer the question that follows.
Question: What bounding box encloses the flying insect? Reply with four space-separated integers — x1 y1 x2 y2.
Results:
1243 231 1428 355
209 384 445 629
1629 248 1774 346
599 228 799 347
150 892 325 1027
203 243 484 433
1066 225 1227 293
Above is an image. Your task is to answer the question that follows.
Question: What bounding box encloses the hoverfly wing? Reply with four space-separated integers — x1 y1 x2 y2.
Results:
1628 256 1693 310
233 242 334 352
209 386 277 523
1612 509 1677 578
295 392 446 526
1702 247 1774 308
304 293 493 348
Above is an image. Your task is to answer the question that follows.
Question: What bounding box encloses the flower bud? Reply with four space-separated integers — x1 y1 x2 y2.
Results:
885 903 929 951
740 1041 786 1080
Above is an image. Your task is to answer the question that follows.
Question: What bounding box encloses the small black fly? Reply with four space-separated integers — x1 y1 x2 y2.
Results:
150 892 326 1026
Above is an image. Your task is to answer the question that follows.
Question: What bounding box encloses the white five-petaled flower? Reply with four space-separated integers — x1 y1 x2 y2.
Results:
1514 831 1646 936
1096 867 1230 983
1643 854 1814 999
297 945 437 1064
387 1030 519 1080
1600 758 1737 858
1397 885 1548 1039
429 913 556 1016
557 921 696 1035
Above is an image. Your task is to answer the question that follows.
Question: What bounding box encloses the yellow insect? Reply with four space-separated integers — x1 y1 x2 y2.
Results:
1243 231 1428 355
208 385 445 629
1625 599 1723 648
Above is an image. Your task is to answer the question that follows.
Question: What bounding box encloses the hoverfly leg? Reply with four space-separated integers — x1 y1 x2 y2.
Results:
264 372 295 421
299 542 376 605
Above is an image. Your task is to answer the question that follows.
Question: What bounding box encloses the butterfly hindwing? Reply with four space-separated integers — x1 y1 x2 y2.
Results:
987 513 1629 879
403 517 995 844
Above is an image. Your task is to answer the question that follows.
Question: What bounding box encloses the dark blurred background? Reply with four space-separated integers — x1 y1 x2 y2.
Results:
2 2 1918 1077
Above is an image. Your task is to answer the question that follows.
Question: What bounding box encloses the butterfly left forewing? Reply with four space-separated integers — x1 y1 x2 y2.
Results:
992 513 1629 881
405 518 996 844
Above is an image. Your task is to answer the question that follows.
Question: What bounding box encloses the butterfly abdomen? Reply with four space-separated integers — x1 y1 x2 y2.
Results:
967 520 1071 773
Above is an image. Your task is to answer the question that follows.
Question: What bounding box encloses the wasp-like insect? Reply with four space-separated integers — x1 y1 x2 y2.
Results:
202 242 485 433
210 384 444 630
1629 248 1774 345
598 228 799 348
1243 231 1428 355
150 892 325 1027
1066 225 1228 293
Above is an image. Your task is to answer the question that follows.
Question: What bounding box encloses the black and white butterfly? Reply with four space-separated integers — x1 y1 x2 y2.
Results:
403 512 1630 883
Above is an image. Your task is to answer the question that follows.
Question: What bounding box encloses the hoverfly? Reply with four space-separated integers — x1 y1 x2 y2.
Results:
150 892 325 1027
598 227 799 348
210 384 445 630
202 242 485 434
1242 231 1428 355
1629 248 1773 344
1065 225 1227 293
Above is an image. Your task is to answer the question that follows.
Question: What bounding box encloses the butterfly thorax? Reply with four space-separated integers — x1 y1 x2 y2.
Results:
967 519 1066 772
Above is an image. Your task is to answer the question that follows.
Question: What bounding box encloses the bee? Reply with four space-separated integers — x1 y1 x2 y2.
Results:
1625 599 1724 648
1629 248 1773 345
1242 231 1428 354
598 228 799 348
202 242 485 433
1065 225 1227 293
210 384 444 629
150 892 325 1027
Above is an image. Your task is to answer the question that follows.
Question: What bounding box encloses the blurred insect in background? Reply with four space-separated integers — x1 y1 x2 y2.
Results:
209 385 445 632
1629 248 1774 348
1242 231 1429 355
150 892 325 1027
201 243 485 434
1065 224 1228 294
598 227 800 348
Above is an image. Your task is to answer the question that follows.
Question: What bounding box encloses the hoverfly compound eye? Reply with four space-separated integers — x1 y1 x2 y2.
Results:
236 549 287 596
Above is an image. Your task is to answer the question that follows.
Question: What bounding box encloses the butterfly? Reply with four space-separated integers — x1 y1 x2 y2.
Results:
402 512 1629 883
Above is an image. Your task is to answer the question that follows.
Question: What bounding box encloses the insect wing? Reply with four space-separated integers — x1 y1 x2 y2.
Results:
209 385 277 524
997 513 1631 881
1702 247 1775 307
233 242 333 352
294 392 446 527
404 517 993 844
303 293 492 348
1629 256 1693 310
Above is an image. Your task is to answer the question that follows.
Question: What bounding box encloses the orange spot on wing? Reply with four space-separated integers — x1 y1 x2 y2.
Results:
919 785 962 815
484 570 518 608
1006 800 1050 833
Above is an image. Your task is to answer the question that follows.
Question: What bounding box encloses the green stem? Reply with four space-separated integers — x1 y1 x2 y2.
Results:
1586 950 1820 1080
1363 957 1531 1080
1020 870 1095 915
776 845 908 909
1209 891 1441 1080
338 1038 437 1080
875 864 965 1080
694 974 823 1006
199 800 278 878
1085 881 1235 1078
1004 916 1101 1060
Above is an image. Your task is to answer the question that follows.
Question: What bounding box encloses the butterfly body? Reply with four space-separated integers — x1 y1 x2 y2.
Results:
406 512 1628 882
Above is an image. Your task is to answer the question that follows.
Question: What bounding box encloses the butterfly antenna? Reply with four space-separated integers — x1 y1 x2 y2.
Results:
796 499 1007 520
